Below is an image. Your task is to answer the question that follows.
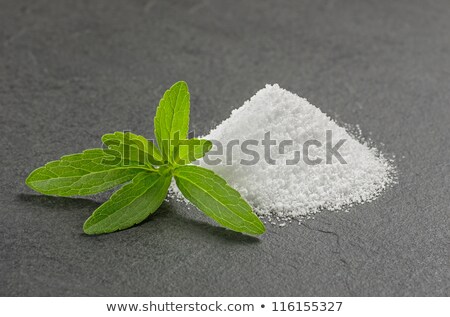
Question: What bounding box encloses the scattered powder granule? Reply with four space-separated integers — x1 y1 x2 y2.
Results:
172 84 395 219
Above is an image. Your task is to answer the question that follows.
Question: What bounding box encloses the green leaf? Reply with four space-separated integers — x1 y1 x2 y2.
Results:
26 149 146 196
154 81 190 162
102 131 164 166
174 165 265 235
174 138 212 165
83 170 172 235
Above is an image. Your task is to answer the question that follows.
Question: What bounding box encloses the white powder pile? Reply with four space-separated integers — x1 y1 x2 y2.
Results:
174 84 394 220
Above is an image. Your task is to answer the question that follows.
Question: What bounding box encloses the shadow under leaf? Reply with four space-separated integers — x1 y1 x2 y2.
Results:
16 194 261 244
139 201 262 244
16 193 101 211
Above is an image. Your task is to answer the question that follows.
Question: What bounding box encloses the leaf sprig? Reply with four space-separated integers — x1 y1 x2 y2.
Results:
26 81 265 235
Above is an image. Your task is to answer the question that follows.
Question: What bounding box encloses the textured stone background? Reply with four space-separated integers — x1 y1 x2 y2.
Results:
1 0 449 296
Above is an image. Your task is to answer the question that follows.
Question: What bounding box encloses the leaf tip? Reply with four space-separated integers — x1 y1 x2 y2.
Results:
25 174 32 187
204 139 213 152
25 168 42 192
252 219 266 235
82 218 96 235
173 80 188 89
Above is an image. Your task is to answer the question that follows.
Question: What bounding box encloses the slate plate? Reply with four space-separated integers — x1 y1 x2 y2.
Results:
0 0 449 296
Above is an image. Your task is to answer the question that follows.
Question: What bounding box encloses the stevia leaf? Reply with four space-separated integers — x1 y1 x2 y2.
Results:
174 138 212 165
154 81 190 162
174 165 265 235
25 149 146 196
83 170 172 235
102 131 164 166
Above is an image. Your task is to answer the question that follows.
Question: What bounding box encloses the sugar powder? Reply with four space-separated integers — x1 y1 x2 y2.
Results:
173 84 394 219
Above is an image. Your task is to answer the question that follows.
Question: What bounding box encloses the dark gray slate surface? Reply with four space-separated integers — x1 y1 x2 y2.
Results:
1 0 449 296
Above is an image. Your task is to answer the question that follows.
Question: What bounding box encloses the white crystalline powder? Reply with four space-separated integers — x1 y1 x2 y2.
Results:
173 84 394 218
